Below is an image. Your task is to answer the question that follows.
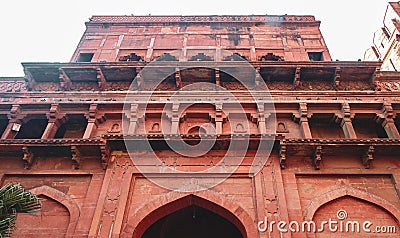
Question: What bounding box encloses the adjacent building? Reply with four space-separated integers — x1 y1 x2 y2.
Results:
364 1 400 71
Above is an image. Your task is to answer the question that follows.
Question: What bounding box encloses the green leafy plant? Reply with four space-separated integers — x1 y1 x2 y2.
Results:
0 183 41 238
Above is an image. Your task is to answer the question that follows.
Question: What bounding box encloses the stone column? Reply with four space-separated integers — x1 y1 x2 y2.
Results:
380 102 400 139
83 118 97 139
41 104 64 139
1 104 24 139
339 102 357 139
41 119 60 139
83 104 98 139
298 102 312 139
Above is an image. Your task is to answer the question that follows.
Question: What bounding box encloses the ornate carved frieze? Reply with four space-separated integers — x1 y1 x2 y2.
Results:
375 80 400 92
32 82 60 91
0 81 28 93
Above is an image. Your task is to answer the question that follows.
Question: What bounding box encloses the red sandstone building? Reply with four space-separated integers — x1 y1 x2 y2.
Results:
1 10 400 238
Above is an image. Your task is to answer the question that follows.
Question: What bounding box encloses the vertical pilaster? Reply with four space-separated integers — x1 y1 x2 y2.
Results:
339 102 357 139
128 104 139 135
170 103 180 134
380 102 400 139
215 103 223 135
257 103 266 134
145 37 155 61
83 104 98 139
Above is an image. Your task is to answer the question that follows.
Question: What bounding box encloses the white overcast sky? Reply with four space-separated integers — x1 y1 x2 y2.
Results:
0 0 391 76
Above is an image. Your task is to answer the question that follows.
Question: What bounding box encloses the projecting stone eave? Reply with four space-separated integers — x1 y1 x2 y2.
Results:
86 14 320 25
20 61 383 92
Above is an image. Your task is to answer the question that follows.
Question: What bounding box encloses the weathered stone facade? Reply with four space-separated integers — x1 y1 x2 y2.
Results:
0 14 399 238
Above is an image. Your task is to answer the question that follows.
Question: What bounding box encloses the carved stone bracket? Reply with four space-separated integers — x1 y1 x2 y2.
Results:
371 67 381 89
293 66 301 89
381 102 394 119
333 66 341 89
96 67 107 89
361 145 374 169
59 68 71 90
87 104 98 119
9 104 22 122
22 146 34 169
71 146 82 169
46 104 67 123
299 102 308 118
100 144 111 170
279 143 287 169
313 145 322 170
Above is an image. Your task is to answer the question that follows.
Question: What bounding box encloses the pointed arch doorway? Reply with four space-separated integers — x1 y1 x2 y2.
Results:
134 195 246 238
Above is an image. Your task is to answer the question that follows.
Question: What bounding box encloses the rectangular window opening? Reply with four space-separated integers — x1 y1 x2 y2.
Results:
77 53 94 62
308 52 323 61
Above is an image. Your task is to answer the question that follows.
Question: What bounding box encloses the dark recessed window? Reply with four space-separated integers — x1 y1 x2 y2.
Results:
77 53 94 62
308 52 323 61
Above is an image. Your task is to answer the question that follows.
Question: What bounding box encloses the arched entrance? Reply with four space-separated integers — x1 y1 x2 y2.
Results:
142 205 243 238
130 194 248 238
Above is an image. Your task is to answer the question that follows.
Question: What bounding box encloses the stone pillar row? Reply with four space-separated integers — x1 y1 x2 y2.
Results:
1 102 399 139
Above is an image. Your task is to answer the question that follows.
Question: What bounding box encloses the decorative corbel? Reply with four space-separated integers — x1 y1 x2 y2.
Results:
88 104 98 119
361 145 374 169
59 68 71 90
71 146 82 169
333 66 341 90
279 143 287 169
96 67 107 89
313 145 322 170
293 66 301 89
100 144 111 170
371 67 380 90
10 104 21 117
24 68 36 91
22 146 34 169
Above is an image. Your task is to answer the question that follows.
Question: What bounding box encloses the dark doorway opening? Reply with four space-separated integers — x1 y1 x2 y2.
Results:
15 117 48 139
54 114 87 138
142 205 243 238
